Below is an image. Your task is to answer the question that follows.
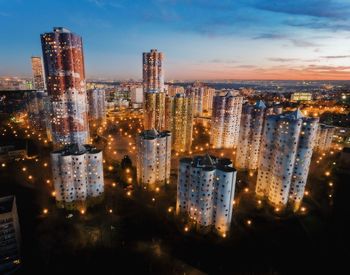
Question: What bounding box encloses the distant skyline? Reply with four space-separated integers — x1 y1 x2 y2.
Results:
1 0 350 80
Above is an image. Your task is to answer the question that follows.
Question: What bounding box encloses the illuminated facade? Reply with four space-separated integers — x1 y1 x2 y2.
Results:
236 100 267 170
87 89 106 124
202 87 215 117
314 124 335 153
256 110 319 212
130 87 143 106
143 49 165 130
31 56 45 90
136 129 171 189
291 92 312 101
41 27 89 147
51 144 104 209
0 196 21 273
192 87 203 117
165 94 194 152
176 155 237 236
167 85 185 97
211 91 243 148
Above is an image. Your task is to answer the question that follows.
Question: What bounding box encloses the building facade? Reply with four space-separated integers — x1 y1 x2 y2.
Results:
130 86 143 107
314 124 335 153
165 94 194 152
87 89 106 124
236 100 267 170
143 49 165 130
51 144 104 209
256 110 319 212
176 155 237 236
291 92 312 101
41 27 89 147
136 129 171 189
31 56 45 90
0 196 21 272
211 91 243 149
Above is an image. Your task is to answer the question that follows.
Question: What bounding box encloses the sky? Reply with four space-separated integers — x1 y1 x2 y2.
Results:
1 0 350 80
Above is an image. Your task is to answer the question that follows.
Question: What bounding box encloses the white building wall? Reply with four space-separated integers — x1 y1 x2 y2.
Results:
211 92 243 148
236 101 266 170
87 151 104 197
50 145 104 206
176 155 237 236
136 130 171 188
214 168 236 235
314 124 335 153
256 111 319 211
131 87 143 104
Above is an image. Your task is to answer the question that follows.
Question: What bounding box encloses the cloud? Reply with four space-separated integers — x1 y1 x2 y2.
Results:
247 0 350 19
87 0 123 8
253 33 287 40
207 59 237 64
307 65 350 71
268 58 299 62
234 65 258 68
289 39 320 47
321 55 350 59
284 18 350 32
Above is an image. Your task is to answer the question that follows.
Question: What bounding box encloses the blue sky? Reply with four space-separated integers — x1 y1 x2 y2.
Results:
1 0 350 80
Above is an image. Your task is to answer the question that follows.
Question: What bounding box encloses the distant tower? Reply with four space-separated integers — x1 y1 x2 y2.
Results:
236 100 267 170
314 124 335 153
256 110 319 212
192 87 203 117
165 93 194 152
41 27 89 147
143 49 165 130
136 129 171 189
211 91 243 148
202 87 215 117
31 56 45 90
87 89 106 124
176 155 237 236
51 144 104 209
0 196 21 273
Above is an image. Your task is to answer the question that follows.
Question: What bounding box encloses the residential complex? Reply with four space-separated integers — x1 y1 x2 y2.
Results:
50 144 104 209
41 27 89 147
211 91 243 148
165 93 194 152
87 89 106 124
176 155 237 236
236 100 267 170
314 123 335 153
256 109 319 212
136 129 171 189
0 196 21 273
31 56 45 90
143 49 165 130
